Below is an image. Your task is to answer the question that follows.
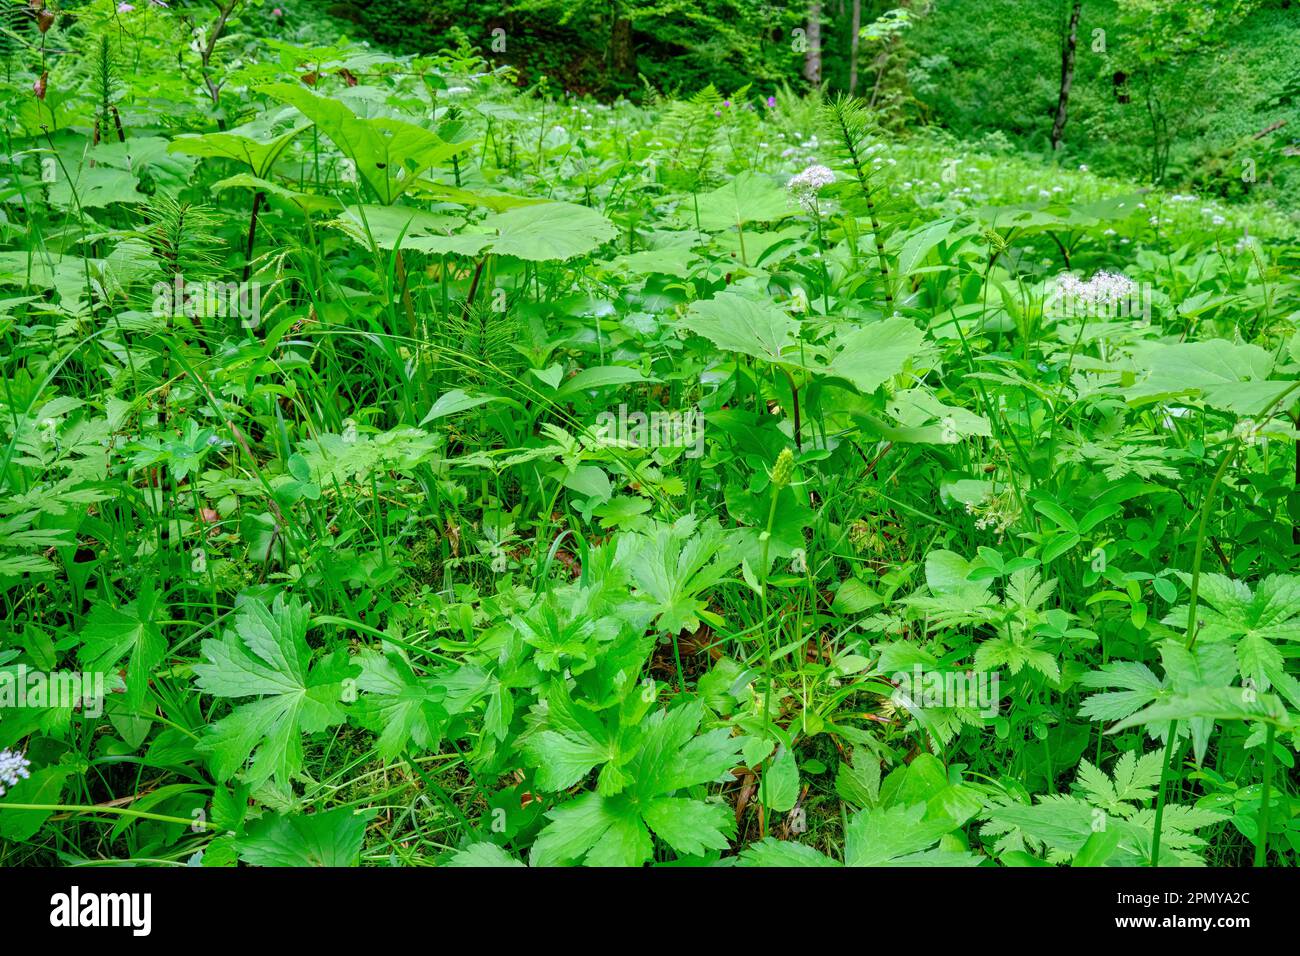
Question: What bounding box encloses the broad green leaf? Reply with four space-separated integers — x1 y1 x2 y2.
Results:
896 218 955 276
827 317 925 394
692 171 791 231
681 291 800 365
352 650 446 761
481 201 618 261
169 111 309 177
1125 340 1294 415
213 173 340 214
265 83 470 204
447 842 526 867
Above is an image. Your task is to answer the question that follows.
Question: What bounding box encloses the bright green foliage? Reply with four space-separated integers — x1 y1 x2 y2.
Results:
1 0 1297 875
529 699 744 866
193 596 356 788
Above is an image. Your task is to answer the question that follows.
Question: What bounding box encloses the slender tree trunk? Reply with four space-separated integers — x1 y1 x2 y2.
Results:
1050 1 1082 151
803 0 822 85
609 10 635 80
848 0 862 94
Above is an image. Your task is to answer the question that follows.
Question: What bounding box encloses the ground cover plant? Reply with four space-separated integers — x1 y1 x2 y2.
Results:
0 0 1298 869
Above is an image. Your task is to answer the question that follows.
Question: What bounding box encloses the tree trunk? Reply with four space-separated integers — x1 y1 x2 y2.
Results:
848 0 862 94
609 14 635 80
803 0 822 86
1050 1 1082 151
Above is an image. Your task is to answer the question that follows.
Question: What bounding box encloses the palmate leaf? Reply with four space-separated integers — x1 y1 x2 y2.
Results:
626 516 738 635
213 173 340 214
1077 660 1165 722
1075 751 1164 817
1108 686 1289 736
78 584 165 712
193 594 356 787
972 632 1060 682
47 164 143 210
264 83 470 204
519 676 637 795
334 204 491 255
529 698 744 866
236 807 372 867
985 794 1143 864
1164 572 1300 644
1160 572 1300 709
826 317 926 395
1082 645 1295 767
446 842 526 867
352 650 446 761
984 750 1227 865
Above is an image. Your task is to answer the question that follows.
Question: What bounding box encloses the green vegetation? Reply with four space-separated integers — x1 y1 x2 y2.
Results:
0 0 1297 869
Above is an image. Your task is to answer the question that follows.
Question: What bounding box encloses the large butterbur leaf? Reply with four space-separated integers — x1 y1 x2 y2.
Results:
681 291 801 364
826 317 927 394
1124 339 1296 415
334 204 491 255
692 170 791 231
481 201 618 261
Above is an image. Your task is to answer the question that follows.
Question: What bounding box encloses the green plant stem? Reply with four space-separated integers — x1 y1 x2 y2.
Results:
1255 723 1274 867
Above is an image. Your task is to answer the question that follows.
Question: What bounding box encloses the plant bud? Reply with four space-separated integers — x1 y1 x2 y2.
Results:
771 448 794 489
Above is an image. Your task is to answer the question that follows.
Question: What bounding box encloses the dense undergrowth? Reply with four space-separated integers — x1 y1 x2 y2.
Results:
1 1 1298 867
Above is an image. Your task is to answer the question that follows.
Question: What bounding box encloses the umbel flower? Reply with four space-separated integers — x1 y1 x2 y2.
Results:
787 164 835 212
0 749 31 797
1055 270 1136 306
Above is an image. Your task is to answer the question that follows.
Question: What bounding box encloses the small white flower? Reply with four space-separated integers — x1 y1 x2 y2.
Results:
787 164 835 212
0 749 31 797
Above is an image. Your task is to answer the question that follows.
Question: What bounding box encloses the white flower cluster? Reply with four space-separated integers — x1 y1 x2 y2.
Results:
1055 270 1136 306
965 492 1020 538
0 749 31 797
787 164 835 211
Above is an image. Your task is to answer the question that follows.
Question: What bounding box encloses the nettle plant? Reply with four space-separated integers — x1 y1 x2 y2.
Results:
0 0 1297 869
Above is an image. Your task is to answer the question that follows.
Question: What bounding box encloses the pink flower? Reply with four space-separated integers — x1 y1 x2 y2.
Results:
271 7 283 15
117 2 134 11
766 96 777 108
